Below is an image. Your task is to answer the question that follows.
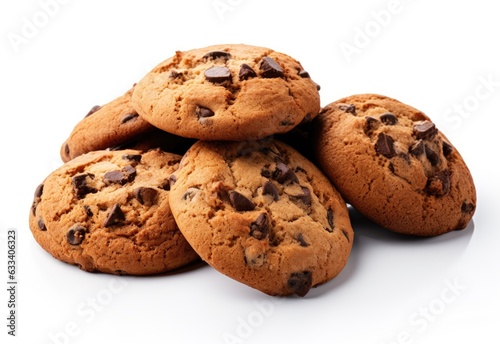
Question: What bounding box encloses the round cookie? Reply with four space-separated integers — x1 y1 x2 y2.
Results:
169 139 353 296
131 44 321 141
30 149 199 275
61 87 186 162
313 94 476 236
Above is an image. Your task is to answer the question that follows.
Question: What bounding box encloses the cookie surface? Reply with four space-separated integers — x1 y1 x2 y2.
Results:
30 149 199 275
131 44 321 141
61 88 157 162
169 139 353 296
313 94 476 236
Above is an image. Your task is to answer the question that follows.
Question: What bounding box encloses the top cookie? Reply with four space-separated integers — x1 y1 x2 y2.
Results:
169 139 353 296
131 44 321 141
313 94 476 236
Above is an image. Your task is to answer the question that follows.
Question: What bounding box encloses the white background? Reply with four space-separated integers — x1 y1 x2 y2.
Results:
1 1 498 343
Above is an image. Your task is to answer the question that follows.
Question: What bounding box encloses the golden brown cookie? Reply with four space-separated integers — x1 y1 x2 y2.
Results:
131 44 321 141
30 149 199 275
169 139 353 296
313 94 476 236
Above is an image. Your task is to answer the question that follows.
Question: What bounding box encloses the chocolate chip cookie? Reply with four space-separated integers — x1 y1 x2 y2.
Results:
313 94 476 236
60 88 189 162
131 44 321 141
30 149 199 275
169 139 353 296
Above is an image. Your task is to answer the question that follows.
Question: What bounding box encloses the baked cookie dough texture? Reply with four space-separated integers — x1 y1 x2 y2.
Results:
29 43 476 297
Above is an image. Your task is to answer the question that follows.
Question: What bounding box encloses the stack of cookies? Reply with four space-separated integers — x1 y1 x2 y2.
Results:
29 44 476 297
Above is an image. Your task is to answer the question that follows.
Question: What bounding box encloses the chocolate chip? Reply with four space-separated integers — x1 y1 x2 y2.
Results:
67 225 86 245
134 187 158 206
326 208 334 232
425 145 440 166
229 191 255 211
183 187 199 201
104 204 125 227
250 213 270 240
262 181 279 201
203 51 231 61
64 144 70 156
84 205 93 217
409 140 425 156
461 201 475 214
338 104 356 115
32 183 44 215
85 105 101 118
287 271 313 297
364 116 380 134
375 133 396 158
380 113 398 125
103 166 136 185
205 66 232 84
273 162 299 185
442 141 453 158
298 70 310 78
260 56 284 78
169 70 183 79
38 218 46 231
414 121 438 140
34 183 44 198
297 233 309 247
121 113 139 124
425 170 451 196
196 106 215 119
72 174 96 199
122 154 142 163
239 64 257 81
292 187 312 206
260 167 272 179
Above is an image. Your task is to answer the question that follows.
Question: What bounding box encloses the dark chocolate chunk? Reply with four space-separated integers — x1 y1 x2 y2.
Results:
262 181 279 201
442 141 453 158
414 121 438 140
375 133 396 158
205 66 232 84
273 162 299 185
326 208 334 232
182 187 199 201
64 144 70 156
203 51 231 61
239 64 257 80
134 187 158 206
84 205 93 217
410 140 425 156
121 113 139 124
425 170 451 196
292 187 312 206
298 70 310 78
104 204 125 227
297 233 309 247
72 174 96 199
196 106 215 119
67 225 86 245
287 271 313 297
85 105 101 118
425 145 440 166
122 154 142 163
169 70 183 79
229 191 255 211
380 112 398 125
34 183 44 198
260 56 284 78
364 116 380 133
338 104 356 115
260 167 272 179
461 201 475 214
38 218 46 231
249 213 270 240
103 166 136 185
